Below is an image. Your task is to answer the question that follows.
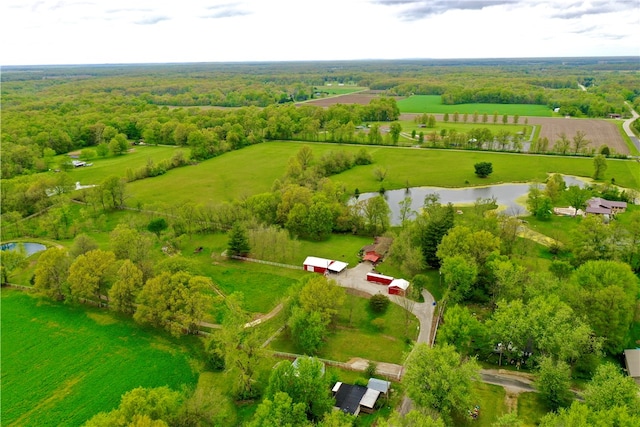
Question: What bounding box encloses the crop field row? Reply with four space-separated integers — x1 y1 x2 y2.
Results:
1 290 198 427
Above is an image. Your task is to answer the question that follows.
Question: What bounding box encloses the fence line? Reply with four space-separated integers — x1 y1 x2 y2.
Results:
269 351 403 381
227 254 303 271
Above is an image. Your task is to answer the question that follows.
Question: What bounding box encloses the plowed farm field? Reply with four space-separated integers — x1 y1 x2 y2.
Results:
303 92 404 107
527 116 629 155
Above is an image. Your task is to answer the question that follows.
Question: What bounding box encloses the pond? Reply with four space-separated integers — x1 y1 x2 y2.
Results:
1 242 47 257
355 176 589 226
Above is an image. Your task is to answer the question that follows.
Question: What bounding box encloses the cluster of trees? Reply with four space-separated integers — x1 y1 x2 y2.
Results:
33 226 215 337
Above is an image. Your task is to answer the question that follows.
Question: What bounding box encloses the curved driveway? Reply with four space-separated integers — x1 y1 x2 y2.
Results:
333 262 435 344
623 102 640 152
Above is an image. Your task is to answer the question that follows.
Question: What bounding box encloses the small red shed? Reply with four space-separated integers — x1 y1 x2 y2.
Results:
366 272 394 285
388 279 410 296
303 256 331 274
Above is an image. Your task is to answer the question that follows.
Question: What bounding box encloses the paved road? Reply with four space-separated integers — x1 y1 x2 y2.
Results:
623 102 640 152
333 262 435 345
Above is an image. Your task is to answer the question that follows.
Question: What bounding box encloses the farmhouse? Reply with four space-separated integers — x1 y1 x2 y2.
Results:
585 197 627 216
361 236 392 264
624 349 640 386
71 160 86 167
302 256 348 274
332 381 382 416
388 278 410 296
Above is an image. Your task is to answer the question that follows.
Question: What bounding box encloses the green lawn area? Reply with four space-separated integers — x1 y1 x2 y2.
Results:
269 293 418 364
401 121 533 139
517 392 550 426
59 145 187 185
125 142 640 207
1 289 199 427
398 95 552 117
451 382 508 426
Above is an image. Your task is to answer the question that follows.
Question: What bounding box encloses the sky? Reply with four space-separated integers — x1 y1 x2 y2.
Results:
1 0 639 66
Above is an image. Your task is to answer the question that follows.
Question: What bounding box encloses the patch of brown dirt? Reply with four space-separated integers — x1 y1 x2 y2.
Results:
528 116 628 154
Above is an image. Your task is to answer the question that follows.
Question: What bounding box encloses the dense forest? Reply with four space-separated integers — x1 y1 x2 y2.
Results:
2 57 639 180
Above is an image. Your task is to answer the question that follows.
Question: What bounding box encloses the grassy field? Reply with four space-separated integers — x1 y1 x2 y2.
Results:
1 289 199 427
269 293 418 364
517 392 550 426
58 145 186 185
122 142 639 207
401 121 533 138
398 95 552 117
451 382 508 426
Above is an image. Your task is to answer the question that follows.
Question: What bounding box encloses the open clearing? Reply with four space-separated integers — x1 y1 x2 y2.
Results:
1 289 198 427
397 95 552 117
117 142 639 206
527 116 629 154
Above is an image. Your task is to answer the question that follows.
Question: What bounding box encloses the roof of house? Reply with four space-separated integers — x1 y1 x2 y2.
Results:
587 197 627 209
334 383 368 415
359 388 381 409
389 278 410 290
363 253 381 263
367 378 391 394
303 256 332 268
624 349 640 378
585 206 611 215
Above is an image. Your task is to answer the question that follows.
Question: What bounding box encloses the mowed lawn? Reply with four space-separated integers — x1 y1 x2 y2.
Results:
1 290 199 427
398 95 552 117
61 145 187 185
269 293 418 364
126 142 639 207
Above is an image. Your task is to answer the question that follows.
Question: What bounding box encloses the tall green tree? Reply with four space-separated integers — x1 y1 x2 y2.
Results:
247 392 309 427
438 304 485 356
404 343 480 422
583 363 640 412
34 247 70 300
440 255 478 303
535 357 573 411
68 249 116 303
134 271 211 337
227 223 250 257
109 260 144 314
288 307 328 354
418 201 455 268
362 195 391 236
0 246 27 285
214 294 265 400
298 275 346 325
567 260 638 354
265 357 332 421
592 154 607 180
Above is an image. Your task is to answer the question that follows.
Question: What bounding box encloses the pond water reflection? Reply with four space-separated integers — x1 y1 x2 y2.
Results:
356 176 588 226
0 242 47 257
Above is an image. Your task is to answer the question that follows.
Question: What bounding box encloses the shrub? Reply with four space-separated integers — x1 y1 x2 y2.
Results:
474 162 493 178
365 361 378 378
369 294 390 314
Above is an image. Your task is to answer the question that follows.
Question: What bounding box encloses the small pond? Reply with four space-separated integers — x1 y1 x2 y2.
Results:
1 242 47 257
355 176 589 226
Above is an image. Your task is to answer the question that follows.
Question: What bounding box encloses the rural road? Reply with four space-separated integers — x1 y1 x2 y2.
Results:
623 102 640 152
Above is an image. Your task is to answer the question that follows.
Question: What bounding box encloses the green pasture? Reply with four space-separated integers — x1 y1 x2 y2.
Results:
269 293 418 364
59 145 187 185
401 121 533 138
125 142 639 207
337 147 640 193
398 95 552 117
1 289 199 427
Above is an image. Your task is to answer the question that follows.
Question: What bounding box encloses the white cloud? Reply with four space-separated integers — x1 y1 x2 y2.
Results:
1 0 637 65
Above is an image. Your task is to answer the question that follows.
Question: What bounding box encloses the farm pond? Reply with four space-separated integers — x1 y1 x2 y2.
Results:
356 176 588 225
1 242 47 257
